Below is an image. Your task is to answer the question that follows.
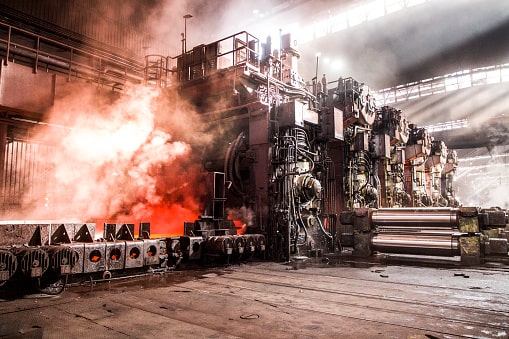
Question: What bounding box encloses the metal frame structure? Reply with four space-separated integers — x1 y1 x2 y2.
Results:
0 22 143 91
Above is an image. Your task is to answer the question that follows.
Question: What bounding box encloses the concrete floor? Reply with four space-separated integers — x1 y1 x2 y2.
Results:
1 259 509 338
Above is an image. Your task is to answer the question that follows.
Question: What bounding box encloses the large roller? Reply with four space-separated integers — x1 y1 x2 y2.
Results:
372 208 459 228
376 227 459 235
0 249 17 284
372 234 460 256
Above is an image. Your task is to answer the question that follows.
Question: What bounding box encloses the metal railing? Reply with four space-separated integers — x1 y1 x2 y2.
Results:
144 55 171 88
0 21 144 91
175 31 261 84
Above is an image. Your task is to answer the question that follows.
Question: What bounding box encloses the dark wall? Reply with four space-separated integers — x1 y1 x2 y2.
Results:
0 0 158 59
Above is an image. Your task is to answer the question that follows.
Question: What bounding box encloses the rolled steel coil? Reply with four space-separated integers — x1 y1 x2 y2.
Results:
231 235 246 254
240 235 256 253
250 234 266 252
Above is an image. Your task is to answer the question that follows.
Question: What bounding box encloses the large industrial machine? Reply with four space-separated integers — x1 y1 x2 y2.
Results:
164 31 507 263
0 31 507 294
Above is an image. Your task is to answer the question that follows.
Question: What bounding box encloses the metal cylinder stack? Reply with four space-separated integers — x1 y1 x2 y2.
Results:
371 208 461 256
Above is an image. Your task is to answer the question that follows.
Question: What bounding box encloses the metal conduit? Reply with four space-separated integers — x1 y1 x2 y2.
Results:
0 42 143 86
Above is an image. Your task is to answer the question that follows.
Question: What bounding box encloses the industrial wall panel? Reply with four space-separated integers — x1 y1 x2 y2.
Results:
0 62 55 113
0 0 163 58
1 138 55 215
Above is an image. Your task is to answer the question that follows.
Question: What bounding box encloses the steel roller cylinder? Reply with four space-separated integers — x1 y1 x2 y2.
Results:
0 249 18 283
251 234 266 252
13 247 50 278
372 234 460 256
45 246 78 275
204 236 233 256
231 235 246 255
240 235 256 253
372 208 459 228
376 227 459 235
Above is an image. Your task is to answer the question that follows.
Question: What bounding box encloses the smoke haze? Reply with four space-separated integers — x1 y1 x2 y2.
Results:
1 0 508 227
12 83 213 237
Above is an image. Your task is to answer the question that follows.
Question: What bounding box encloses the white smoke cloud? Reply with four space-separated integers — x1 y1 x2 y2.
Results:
19 84 199 227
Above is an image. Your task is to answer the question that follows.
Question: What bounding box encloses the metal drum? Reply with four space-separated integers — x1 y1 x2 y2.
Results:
45 245 79 275
0 248 17 283
13 247 49 278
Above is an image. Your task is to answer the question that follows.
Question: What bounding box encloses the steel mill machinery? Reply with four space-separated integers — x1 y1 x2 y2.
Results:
164 31 508 263
0 31 507 295
0 218 266 293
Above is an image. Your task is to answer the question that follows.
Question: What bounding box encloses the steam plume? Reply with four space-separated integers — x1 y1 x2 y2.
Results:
15 83 211 236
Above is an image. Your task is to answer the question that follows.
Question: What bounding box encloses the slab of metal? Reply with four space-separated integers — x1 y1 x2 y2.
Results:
1 261 508 338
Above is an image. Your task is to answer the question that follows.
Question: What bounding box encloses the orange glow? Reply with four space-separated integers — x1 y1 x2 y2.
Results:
146 202 200 237
231 219 246 235
9 83 218 234
93 198 202 239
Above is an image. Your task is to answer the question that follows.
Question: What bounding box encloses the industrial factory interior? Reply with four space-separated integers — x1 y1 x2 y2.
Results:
0 0 508 338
